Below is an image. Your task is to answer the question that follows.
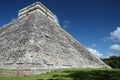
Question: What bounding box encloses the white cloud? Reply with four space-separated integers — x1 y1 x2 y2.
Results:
11 18 17 22
63 20 70 24
87 47 103 57
106 52 120 58
110 44 120 50
63 25 69 29
53 15 59 24
110 27 120 41
62 20 70 29
103 27 120 42
91 44 96 48
103 36 109 42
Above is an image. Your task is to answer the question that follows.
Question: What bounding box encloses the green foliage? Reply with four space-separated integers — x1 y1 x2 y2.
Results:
0 68 120 80
102 56 120 68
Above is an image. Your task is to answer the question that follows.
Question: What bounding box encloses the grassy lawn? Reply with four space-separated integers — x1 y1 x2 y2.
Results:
0 68 120 80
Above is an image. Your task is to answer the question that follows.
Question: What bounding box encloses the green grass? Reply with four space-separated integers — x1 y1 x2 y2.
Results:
0 68 120 80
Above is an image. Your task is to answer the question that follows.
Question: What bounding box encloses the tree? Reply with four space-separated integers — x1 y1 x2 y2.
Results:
101 56 120 68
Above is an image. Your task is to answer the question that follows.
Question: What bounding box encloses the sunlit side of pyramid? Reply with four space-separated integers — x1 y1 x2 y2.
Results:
0 2 110 70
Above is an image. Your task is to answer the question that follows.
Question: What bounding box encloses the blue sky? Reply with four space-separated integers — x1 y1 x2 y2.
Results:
0 0 120 57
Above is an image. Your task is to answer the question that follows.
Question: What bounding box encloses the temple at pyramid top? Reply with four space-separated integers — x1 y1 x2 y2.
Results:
18 2 54 20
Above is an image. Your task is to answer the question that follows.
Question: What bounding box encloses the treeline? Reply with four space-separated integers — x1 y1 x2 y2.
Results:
101 56 120 68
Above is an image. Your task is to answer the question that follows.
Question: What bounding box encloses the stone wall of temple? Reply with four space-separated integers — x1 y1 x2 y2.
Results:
18 2 54 20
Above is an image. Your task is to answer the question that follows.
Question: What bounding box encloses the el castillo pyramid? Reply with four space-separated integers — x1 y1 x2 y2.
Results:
0 2 110 70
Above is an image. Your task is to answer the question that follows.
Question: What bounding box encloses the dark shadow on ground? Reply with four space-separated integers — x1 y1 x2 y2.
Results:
51 69 120 80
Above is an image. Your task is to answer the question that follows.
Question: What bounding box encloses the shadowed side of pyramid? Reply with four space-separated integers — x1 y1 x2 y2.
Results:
0 2 110 70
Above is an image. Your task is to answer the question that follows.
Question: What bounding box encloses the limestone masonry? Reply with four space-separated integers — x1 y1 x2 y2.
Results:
18 2 54 20
0 2 110 70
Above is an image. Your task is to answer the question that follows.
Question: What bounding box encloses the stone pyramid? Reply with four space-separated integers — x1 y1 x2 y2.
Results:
0 2 110 70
